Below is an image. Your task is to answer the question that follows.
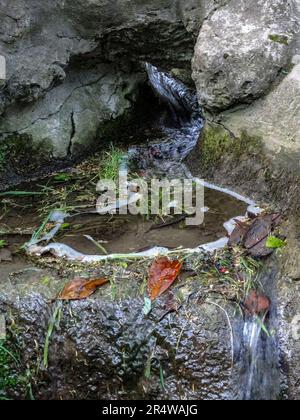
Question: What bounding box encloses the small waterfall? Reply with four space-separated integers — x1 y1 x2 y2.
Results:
238 314 280 400
236 264 281 400
145 63 199 122
242 316 267 400
128 63 204 177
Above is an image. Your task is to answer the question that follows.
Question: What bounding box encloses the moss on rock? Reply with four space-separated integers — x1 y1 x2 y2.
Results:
199 123 263 171
269 34 289 45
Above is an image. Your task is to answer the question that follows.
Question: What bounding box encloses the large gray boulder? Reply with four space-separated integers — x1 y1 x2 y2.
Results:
219 63 300 167
0 0 200 160
192 0 297 111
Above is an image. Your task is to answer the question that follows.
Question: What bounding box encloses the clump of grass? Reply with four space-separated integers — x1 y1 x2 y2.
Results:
0 340 18 400
189 248 263 303
98 145 125 181
0 338 34 400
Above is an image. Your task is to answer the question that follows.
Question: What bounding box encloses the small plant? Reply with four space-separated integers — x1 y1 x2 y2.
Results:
52 173 72 183
0 338 36 400
99 145 125 181
266 235 286 249
0 240 7 249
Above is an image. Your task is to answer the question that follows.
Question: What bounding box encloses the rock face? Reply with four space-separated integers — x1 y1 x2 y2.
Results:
189 2 300 401
194 0 300 184
192 0 297 111
0 0 199 160
0 266 237 400
220 63 300 167
1 65 142 158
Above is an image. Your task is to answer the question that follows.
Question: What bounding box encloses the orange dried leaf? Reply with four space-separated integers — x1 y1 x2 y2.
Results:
148 257 183 301
58 277 109 301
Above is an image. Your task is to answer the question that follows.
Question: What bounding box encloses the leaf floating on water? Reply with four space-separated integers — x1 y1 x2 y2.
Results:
148 257 183 301
58 277 109 301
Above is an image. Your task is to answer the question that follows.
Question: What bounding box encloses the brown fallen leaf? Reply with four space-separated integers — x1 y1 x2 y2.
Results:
244 214 282 257
148 257 183 301
228 219 250 247
58 277 109 301
244 290 271 316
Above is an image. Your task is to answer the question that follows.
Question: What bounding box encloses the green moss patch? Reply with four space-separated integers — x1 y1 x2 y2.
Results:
269 34 289 46
0 337 32 400
199 124 263 171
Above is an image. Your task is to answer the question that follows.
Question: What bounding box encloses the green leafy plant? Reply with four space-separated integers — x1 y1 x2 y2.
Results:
99 145 125 181
0 240 7 249
266 235 286 249
52 173 72 183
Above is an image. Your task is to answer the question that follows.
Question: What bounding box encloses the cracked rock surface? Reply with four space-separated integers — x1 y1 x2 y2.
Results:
0 0 200 160
1 0 299 163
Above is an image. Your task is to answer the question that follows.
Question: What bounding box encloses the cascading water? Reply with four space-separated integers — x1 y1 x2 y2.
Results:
128 63 204 177
145 62 199 121
235 265 281 400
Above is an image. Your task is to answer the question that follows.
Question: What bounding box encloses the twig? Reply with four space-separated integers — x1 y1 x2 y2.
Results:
84 235 108 255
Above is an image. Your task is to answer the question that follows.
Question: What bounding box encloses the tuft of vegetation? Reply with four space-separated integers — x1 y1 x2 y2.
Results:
199 125 263 171
188 247 263 303
269 34 289 46
0 338 34 400
98 145 125 181
0 240 7 249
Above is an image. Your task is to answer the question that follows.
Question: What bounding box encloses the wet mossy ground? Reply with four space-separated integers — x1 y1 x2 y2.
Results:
0 336 34 400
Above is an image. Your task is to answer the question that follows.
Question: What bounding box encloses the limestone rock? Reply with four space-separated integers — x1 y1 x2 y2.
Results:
0 0 200 160
192 0 297 111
